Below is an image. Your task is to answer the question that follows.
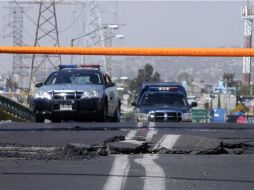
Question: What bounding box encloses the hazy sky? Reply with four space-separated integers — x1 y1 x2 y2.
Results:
117 1 244 48
0 0 249 73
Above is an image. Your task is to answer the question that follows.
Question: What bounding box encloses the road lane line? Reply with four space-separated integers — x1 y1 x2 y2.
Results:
137 122 143 128
102 155 130 190
123 129 144 145
135 155 165 190
148 122 155 128
124 123 158 144
160 135 180 149
146 128 157 142
104 125 160 190
125 129 138 140
154 134 181 150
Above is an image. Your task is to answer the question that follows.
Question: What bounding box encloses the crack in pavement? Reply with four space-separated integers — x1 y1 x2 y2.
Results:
0 139 254 160
1 131 254 160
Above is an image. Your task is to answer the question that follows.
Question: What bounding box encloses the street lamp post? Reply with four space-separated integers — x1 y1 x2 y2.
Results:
70 24 120 66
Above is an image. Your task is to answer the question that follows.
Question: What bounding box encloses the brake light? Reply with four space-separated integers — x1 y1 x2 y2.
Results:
159 87 178 91
80 64 100 69
149 86 179 91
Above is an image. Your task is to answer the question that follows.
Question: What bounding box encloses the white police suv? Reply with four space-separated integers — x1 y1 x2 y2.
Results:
32 65 121 123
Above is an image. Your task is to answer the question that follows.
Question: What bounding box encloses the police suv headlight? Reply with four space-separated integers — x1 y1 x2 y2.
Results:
81 90 99 99
137 113 149 122
35 91 52 100
182 112 192 122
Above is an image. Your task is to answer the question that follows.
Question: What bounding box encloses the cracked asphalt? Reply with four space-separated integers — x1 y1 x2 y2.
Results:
1 122 254 190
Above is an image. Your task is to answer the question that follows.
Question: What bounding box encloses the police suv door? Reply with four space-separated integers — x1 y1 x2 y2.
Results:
104 75 116 117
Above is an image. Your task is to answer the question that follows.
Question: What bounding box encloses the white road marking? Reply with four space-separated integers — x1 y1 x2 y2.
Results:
148 122 156 128
123 139 143 145
124 122 158 145
154 134 181 150
102 155 130 190
135 155 165 190
125 129 138 140
146 128 157 142
103 125 160 190
124 129 143 145
137 122 144 127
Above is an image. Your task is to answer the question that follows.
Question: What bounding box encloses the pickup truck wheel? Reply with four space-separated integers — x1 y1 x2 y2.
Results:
35 114 45 123
51 118 61 123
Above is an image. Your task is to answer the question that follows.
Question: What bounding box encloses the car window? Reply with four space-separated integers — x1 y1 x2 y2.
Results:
44 71 102 85
141 92 187 107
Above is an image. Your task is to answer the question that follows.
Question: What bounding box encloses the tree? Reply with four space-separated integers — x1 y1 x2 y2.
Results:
231 103 249 114
223 72 235 87
5 76 18 92
177 72 193 84
129 64 161 93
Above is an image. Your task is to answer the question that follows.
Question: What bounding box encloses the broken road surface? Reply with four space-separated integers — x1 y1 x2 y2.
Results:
1 122 254 190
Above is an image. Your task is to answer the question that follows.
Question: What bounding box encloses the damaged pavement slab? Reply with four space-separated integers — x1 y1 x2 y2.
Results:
1 133 253 161
1 122 254 190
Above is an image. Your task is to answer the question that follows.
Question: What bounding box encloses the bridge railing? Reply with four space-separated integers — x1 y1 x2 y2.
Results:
0 94 34 121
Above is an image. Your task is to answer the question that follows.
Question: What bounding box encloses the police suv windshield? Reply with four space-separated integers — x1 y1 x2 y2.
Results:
140 92 188 107
44 70 102 85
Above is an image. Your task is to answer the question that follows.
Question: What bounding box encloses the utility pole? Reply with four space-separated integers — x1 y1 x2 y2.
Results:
28 0 61 97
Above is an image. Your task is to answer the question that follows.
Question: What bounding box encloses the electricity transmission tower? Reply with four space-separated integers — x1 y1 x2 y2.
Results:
84 0 121 76
242 0 254 86
104 7 120 76
4 1 26 90
28 0 61 96
84 1 106 71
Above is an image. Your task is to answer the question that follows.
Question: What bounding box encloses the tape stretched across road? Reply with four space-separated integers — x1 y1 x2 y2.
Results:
0 46 254 57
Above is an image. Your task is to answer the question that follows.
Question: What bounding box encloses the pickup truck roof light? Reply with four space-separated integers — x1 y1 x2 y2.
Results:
80 64 100 69
58 64 77 70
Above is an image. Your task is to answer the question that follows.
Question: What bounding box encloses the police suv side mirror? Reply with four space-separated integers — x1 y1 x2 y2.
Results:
190 102 198 108
35 82 43 88
106 82 115 88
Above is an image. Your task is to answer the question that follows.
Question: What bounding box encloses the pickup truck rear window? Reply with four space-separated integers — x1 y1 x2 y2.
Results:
141 92 188 107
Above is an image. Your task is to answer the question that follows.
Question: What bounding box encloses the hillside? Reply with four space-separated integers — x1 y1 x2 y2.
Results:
111 56 246 83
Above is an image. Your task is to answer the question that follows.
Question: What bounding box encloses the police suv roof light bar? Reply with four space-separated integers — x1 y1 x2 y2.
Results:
59 64 77 70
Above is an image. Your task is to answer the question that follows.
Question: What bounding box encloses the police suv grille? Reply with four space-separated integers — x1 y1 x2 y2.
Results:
52 92 83 100
151 111 182 122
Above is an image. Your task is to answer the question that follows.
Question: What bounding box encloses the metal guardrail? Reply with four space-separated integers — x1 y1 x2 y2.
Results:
0 94 34 121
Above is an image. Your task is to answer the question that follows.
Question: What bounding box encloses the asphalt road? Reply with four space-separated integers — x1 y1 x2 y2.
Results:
0 121 254 190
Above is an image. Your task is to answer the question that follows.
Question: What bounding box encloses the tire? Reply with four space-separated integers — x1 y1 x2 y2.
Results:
98 101 108 122
51 118 61 123
35 114 45 123
112 106 121 122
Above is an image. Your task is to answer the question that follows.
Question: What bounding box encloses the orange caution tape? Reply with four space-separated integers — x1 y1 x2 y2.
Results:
0 46 253 57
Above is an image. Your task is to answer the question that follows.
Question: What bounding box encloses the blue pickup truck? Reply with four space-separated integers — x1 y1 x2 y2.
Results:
132 82 197 122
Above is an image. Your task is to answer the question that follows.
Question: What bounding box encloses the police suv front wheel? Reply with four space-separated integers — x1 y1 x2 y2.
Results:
112 106 121 122
35 114 45 123
98 101 108 122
